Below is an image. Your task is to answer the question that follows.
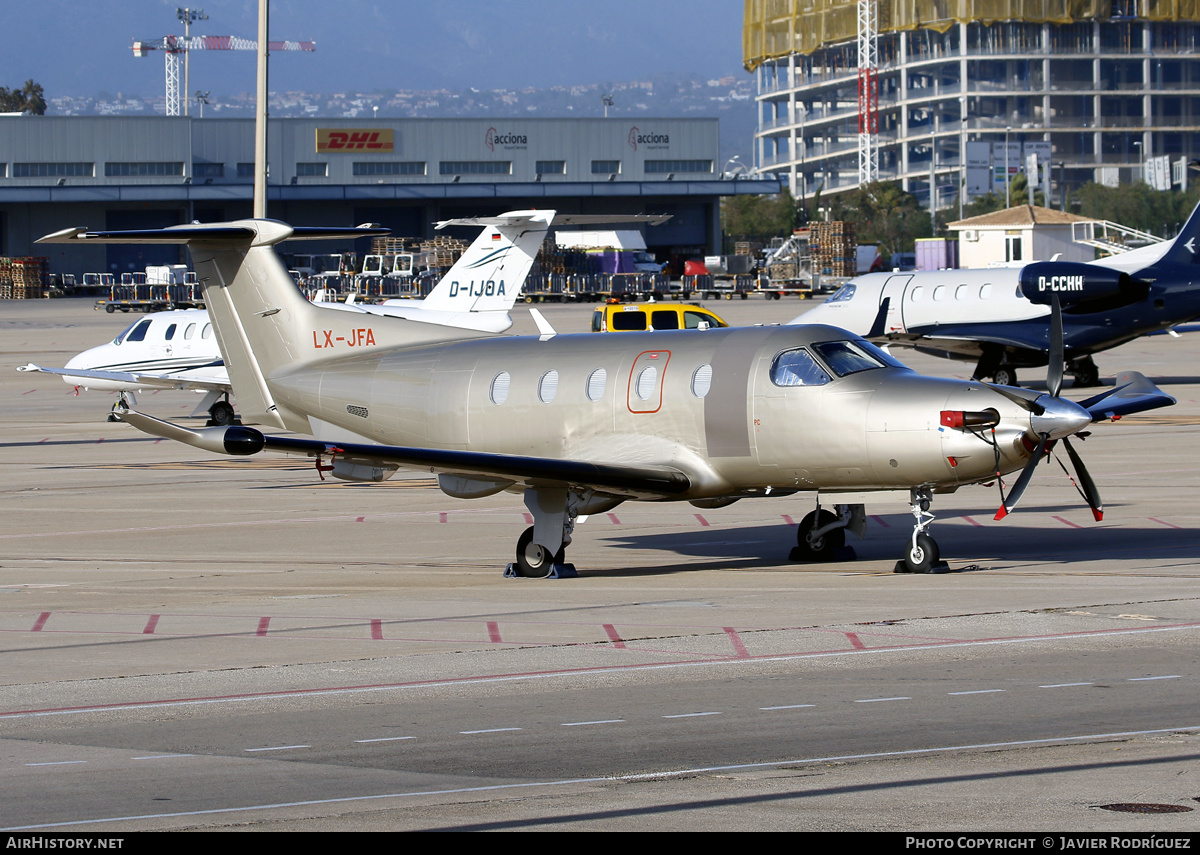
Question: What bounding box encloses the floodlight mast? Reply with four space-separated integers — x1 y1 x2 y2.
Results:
857 0 879 187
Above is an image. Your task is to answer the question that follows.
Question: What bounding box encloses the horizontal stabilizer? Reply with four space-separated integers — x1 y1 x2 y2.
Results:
36 221 388 247
436 213 671 230
1076 371 1176 421
18 363 229 393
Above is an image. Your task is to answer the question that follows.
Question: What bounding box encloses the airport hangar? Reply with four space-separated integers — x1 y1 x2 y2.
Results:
0 116 781 276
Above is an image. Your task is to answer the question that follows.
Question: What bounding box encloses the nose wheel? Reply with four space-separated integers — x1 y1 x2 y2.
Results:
895 488 949 574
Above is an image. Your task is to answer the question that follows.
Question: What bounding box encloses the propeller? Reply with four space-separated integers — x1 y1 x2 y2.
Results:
992 292 1102 521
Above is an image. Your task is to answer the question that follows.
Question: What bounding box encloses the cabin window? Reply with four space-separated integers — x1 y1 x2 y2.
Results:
164 324 177 340
955 285 969 300
538 370 559 404
201 324 213 339
586 368 607 401
692 364 713 397
979 283 993 299
184 323 196 340
769 348 830 387
490 372 511 405
933 285 947 301
909 286 924 302
635 366 658 400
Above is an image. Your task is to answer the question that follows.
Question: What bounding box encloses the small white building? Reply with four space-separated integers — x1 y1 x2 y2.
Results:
947 206 1098 269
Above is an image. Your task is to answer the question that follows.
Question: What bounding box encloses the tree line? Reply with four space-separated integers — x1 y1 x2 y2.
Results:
0 80 46 115
724 177 1200 260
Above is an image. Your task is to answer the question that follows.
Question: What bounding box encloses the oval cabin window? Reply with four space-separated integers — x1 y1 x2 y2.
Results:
490 371 511 405
635 366 657 400
586 368 607 401
538 370 559 404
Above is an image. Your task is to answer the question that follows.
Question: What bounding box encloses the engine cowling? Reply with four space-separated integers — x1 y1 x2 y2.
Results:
1019 261 1145 311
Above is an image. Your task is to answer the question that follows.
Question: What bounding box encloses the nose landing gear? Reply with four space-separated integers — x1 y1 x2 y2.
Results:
895 488 949 574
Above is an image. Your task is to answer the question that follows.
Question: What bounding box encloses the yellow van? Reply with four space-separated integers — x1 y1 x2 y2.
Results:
590 302 729 332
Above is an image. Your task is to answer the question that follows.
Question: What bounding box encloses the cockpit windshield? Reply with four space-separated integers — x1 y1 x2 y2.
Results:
113 318 151 346
810 338 907 377
826 283 856 303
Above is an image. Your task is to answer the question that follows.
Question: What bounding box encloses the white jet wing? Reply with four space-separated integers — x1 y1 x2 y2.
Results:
18 362 231 393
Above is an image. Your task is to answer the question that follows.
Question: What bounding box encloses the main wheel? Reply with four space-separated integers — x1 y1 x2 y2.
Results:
992 366 1018 387
209 401 236 426
793 509 844 561
514 526 559 578
1071 360 1100 388
901 533 940 573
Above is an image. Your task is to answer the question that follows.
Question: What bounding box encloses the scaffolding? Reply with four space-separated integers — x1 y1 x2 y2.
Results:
744 0 1200 69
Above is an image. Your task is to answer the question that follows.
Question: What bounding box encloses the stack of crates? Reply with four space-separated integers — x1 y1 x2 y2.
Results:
0 258 11 300
811 222 857 278
6 257 49 299
734 239 763 258
418 236 467 269
369 236 420 255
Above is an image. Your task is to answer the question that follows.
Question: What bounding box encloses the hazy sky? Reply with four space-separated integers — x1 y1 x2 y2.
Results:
3 0 748 100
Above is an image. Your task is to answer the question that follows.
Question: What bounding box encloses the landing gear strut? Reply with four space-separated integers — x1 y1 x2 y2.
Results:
505 487 582 579
108 393 134 422
895 488 949 574
789 502 862 562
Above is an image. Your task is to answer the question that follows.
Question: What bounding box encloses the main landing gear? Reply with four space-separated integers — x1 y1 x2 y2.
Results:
788 489 950 573
1068 356 1100 388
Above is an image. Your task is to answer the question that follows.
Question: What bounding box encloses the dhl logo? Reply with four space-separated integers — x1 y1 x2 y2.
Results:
316 129 395 153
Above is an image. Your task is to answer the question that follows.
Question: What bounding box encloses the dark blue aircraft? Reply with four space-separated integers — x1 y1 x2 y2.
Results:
794 201 1200 387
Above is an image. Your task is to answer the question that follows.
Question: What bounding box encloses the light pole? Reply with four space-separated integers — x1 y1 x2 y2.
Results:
1132 139 1143 184
959 95 967 220
601 94 613 118
1005 126 1011 208
194 90 209 118
177 7 208 117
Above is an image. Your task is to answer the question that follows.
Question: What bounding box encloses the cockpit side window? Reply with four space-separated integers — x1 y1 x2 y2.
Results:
115 319 152 345
827 283 856 303
770 348 831 387
811 339 896 377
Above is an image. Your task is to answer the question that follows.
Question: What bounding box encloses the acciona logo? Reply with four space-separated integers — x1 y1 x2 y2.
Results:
627 127 670 150
485 127 528 152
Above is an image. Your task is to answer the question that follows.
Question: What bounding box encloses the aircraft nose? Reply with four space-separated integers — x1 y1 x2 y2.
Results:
1029 394 1092 440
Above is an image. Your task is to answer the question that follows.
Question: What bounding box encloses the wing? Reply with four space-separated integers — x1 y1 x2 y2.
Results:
117 409 691 500
18 362 231 394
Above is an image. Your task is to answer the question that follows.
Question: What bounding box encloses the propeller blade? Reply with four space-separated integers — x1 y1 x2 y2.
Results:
994 434 1047 520
1047 292 1064 398
982 382 1046 415
1062 436 1103 521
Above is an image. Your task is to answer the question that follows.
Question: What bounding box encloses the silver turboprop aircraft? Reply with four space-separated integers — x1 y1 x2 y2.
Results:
37 216 1176 575
22 210 665 424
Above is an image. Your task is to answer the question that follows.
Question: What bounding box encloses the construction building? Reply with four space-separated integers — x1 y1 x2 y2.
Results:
746 0 1200 209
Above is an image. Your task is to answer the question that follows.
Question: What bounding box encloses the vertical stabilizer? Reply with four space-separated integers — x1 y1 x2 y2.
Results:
421 210 555 313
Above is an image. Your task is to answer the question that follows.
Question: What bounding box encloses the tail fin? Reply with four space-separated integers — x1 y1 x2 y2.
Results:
1146 199 1200 271
420 210 554 313
38 221 487 431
